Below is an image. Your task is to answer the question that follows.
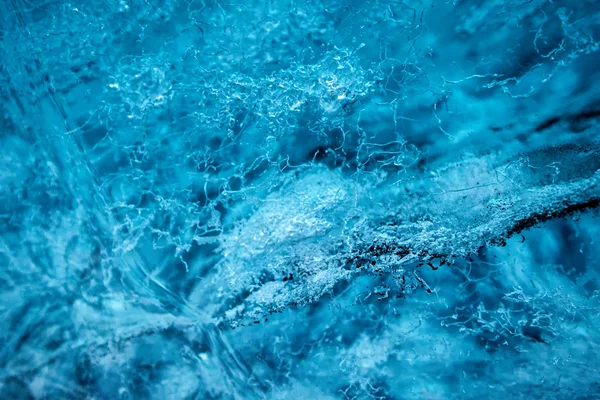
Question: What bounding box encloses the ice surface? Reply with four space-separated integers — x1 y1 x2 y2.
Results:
1 0 600 398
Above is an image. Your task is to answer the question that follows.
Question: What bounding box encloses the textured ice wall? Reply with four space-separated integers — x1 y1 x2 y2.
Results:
1 0 600 398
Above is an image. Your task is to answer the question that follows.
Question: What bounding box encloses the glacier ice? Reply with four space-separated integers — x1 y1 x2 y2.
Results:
1 0 600 398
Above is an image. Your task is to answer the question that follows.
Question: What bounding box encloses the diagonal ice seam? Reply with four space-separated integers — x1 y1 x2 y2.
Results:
215 144 600 324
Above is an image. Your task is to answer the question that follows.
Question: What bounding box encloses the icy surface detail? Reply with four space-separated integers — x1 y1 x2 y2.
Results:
1 0 600 398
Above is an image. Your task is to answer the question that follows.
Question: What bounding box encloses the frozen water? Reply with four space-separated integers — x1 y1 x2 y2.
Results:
1 0 600 398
